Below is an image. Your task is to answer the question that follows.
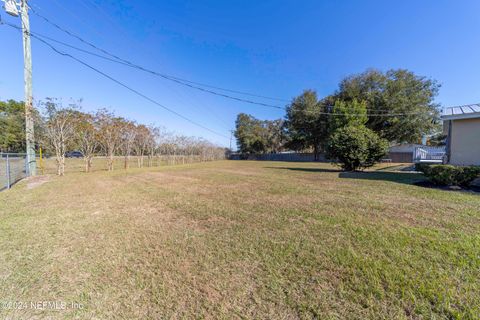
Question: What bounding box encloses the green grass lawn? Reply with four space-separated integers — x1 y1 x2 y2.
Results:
0 161 479 319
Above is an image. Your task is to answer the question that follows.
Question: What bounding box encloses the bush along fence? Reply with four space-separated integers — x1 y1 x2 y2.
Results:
0 153 28 190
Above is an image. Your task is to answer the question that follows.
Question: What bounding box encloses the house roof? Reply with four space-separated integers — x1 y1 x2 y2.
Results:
442 104 480 120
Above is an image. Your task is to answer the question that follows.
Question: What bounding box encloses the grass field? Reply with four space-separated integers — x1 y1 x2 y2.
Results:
0 160 479 319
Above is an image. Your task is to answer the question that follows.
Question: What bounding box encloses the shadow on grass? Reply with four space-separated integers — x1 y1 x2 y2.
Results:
338 171 425 185
269 166 480 192
268 166 425 186
374 164 415 172
265 167 342 173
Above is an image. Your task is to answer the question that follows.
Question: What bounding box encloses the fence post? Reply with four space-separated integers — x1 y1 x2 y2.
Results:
25 154 29 176
39 147 44 175
6 155 11 189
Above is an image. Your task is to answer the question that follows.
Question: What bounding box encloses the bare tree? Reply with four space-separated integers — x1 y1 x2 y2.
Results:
42 99 76 176
146 125 163 167
133 124 150 168
120 120 137 169
176 135 189 165
73 112 98 172
161 132 177 165
96 109 123 171
154 132 225 164
39 101 226 174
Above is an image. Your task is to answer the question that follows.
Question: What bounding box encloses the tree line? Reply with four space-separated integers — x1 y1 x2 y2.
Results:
234 69 443 170
1 98 226 175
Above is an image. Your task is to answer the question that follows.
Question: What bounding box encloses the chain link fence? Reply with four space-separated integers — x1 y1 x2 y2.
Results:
0 153 28 191
1 153 225 191
39 155 221 175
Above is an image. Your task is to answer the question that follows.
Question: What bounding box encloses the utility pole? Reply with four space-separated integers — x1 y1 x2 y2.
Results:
1 0 36 175
21 0 36 176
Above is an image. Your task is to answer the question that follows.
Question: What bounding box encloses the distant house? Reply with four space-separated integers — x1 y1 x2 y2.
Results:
388 144 424 163
388 143 446 163
442 104 480 166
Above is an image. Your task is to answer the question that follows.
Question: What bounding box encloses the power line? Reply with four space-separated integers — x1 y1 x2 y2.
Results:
23 9 442 116
316 111 435 117
161 76 290 103
156 70 234 132
30 0 106 42
2 18 440 119
1 21 229 140
28 6 290 106
3 23 233 131
77 0 125 35
3 17 441 120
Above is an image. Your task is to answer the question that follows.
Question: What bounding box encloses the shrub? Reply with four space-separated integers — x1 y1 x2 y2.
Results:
326 126 389 171
424 165 457 186
419 164 480 187
457 166 480 186
415 162 431 173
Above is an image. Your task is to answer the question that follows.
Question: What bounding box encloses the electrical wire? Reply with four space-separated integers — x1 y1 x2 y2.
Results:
29 6 290 105
1 18 445 120
2 17 226 131
24 9 442 116
30 0 106 42
4 21 234 130
308 111 436 117
0 21 230 139
77 0 125 35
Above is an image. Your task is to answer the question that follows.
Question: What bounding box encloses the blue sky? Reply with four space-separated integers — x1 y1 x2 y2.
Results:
1 0 479 147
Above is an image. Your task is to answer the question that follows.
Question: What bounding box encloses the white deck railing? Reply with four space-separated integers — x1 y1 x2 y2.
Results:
413 146 446 163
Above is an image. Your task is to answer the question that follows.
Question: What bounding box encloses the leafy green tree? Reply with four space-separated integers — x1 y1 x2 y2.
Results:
234 114 285 154
329 99 368 133
234 113 267 154
264 119 285 153
331 69 441 143
0 100 25 152
0 99 43 153
326 126 389 171
428 132 447 146
284 90 329 160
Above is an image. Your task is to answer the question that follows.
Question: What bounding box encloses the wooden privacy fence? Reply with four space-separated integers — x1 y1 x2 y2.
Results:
387 152 414 163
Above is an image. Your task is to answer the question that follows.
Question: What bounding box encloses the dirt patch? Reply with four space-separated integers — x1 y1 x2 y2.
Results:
26 175 51 189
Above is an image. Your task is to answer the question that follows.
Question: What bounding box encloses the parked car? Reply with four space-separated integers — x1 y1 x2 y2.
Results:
65 151 83 158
